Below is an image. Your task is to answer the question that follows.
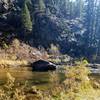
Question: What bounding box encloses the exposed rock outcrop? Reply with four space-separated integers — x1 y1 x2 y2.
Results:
31 60 56 71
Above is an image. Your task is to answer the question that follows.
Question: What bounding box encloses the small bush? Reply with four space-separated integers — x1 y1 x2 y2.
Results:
49 44 60 55
12 39 20 48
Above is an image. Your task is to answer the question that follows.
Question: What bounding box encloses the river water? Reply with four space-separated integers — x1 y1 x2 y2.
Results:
0 68 62 90
0 68 100 90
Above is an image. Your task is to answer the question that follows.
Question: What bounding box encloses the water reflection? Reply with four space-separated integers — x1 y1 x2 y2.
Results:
0 69 52 90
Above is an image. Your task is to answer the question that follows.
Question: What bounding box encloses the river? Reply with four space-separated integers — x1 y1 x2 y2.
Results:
0 68 100 90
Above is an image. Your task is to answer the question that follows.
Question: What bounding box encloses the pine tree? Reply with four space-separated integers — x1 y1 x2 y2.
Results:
21 1 32 33
46 7 51 15
83 0 96 46
38 0 46 11
75 0 84 18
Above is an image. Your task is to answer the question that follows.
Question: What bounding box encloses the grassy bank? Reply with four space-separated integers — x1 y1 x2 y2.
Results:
0 61 100 100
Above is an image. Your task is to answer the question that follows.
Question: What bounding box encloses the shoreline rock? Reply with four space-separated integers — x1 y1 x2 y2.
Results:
31 60 56 71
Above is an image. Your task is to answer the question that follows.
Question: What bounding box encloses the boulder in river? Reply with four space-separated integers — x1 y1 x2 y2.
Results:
31 60 56 71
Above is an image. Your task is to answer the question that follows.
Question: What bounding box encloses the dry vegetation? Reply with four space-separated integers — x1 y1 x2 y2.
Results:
0 39 48 61
0 61 100 100
0 39 48 68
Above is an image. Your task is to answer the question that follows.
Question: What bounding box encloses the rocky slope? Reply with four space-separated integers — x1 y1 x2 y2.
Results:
0 39 48 67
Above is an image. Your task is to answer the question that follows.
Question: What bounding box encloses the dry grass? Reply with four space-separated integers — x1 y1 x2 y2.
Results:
0 39 48 64
0 61 100 100
0 60 28 67
0 60 28 65
47 61 100 100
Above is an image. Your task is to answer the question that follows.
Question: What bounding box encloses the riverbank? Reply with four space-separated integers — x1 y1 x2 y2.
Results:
0 39 48 61
0 61 100 100
0 39 49 68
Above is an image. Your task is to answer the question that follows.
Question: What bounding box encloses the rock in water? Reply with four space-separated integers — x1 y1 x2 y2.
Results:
31 60 56 71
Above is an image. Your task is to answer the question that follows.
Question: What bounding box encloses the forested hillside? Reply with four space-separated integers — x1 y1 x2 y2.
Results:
0 0 100 62
1 1 100 100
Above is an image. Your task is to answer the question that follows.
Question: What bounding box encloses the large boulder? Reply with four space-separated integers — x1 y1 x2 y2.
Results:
31 60 56 71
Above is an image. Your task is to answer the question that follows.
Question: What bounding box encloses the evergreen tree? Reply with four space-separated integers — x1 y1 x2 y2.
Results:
75 0 84 18
38 0 46 11
21 1 32 33
46 7 51 15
